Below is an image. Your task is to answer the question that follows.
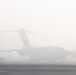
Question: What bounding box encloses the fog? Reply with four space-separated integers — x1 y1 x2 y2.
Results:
0 0 76 64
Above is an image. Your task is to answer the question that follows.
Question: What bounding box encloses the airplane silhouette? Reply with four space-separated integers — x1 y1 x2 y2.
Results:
0 28 71 63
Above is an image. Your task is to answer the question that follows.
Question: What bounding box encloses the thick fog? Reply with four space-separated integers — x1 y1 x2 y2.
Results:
0 0 76 64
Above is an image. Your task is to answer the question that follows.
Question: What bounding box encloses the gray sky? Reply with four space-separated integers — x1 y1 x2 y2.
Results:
0 0 76 50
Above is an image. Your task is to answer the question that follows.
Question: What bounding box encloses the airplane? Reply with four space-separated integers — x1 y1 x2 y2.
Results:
0 28 71 63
